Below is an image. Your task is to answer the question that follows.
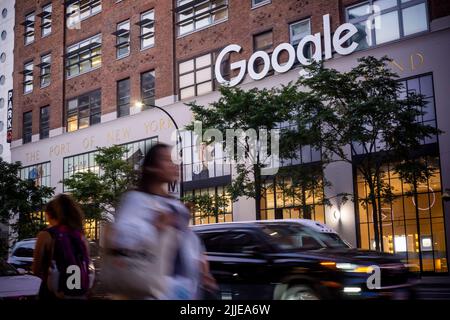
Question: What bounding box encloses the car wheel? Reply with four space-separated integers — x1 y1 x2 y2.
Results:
281 284 320 300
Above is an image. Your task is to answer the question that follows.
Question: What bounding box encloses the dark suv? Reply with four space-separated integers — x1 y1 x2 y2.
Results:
193 221 418 300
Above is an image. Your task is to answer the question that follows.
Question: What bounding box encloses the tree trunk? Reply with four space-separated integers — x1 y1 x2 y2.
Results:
367 179 381 252
412 174 424 273
254 164 262 220
376 173 385 252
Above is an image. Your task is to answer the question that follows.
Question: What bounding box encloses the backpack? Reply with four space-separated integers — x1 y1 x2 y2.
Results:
46 225 91 298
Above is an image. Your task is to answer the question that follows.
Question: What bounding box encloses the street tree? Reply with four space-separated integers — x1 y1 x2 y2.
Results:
0 158 54 244
186 84 325 220
63 145 139 221
291 56 441 251
182 193 229 224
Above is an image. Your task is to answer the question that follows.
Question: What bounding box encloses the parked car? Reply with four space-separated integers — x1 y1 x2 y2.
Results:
8 237 98 279
0 259 41 300
193 220 418 300
7 238 36 271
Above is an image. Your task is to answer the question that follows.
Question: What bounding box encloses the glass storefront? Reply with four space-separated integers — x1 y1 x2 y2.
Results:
185 185 233 225
261 174 326 223
357 156 448 273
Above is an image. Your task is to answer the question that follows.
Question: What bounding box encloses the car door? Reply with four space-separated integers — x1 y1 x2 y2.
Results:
200 229 273 300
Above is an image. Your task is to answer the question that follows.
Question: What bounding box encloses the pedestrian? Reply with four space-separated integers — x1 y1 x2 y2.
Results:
101 143 216 300
32 194 93 300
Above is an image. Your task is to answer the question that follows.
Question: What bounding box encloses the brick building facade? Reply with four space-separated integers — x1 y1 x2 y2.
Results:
8 0 450 274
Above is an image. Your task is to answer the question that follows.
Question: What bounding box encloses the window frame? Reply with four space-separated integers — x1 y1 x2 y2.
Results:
40 3 52 37
345 0 429 51
139 10 155 51
39 105 50 140
22 111 33 144
40 53 51 88
65 33 102 79
115 19 130 59
175 0 229 37
140 70 156 110
251 0 271 9
117 77 131 118
23 61 34 94
66 0 102 24
178 51 224 100
65 89 102 133
23 11 35 45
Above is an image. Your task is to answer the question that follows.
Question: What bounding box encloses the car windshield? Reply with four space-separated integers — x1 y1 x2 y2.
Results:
0 260 19 276
259 223 349 251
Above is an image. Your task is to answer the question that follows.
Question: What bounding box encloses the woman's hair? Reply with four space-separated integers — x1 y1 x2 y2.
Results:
45 194 85 231
137 143 171 192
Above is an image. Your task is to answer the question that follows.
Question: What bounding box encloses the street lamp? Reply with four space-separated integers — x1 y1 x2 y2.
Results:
135 101 184 198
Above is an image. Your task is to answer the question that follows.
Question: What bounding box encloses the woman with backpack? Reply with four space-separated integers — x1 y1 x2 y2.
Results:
32 194 93 300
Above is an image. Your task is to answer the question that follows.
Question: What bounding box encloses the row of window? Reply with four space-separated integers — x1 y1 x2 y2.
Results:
22 106 50 144
21 0 429 98
23 3 52 45
22 54 51 94
22 69 156 142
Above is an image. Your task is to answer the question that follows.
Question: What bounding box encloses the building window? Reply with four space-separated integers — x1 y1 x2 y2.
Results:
140 70 155 109
398 74 436 142
115 20 130 58
63 137 158 190
41 3 52 37
185 186 233 225
66 34 102 78
40 106 50 140
23 12 35 45
181 130 231 182
290 18 312 59
252 0 271 8
261 172 326 223
66 0 102 23
253 30 273 73
19 162 51 187
179 52 224 100
66 89 101 132
176 0 228 36
23 111 32 144
39 54 51 88
117 78 130 118
139 10 155 50
356 156 447 273
346 0 429 51
23 61 34 94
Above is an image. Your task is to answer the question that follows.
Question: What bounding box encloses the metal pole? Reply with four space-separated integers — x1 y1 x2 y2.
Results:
147 104 184 198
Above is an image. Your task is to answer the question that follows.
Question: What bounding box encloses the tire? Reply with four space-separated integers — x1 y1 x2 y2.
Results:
281 284 320 300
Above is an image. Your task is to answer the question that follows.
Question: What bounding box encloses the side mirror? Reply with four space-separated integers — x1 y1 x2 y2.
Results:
17 268 27 275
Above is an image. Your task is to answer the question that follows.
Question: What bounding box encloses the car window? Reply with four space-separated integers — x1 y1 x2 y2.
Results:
13 247 34 258
260 224 349 251
0 260 19 276
201 231 261 254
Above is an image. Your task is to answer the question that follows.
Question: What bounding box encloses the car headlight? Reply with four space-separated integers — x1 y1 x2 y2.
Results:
336 263 373 273
320 261 373 273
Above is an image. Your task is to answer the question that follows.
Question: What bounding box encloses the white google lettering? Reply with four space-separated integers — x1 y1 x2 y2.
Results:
215 14 359 86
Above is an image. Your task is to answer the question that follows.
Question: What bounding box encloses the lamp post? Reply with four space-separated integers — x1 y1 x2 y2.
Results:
136 102 184 198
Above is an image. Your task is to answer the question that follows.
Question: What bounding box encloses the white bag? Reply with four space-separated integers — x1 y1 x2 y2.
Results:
100 222 178 299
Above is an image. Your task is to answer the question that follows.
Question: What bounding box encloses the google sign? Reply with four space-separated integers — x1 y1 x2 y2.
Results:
215 14 360 87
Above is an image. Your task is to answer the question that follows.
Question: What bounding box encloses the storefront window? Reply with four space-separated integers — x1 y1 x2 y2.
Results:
261 173 326 223
63 136 158 191
180 130 231 182
185 185 233 225
357 156 448 273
